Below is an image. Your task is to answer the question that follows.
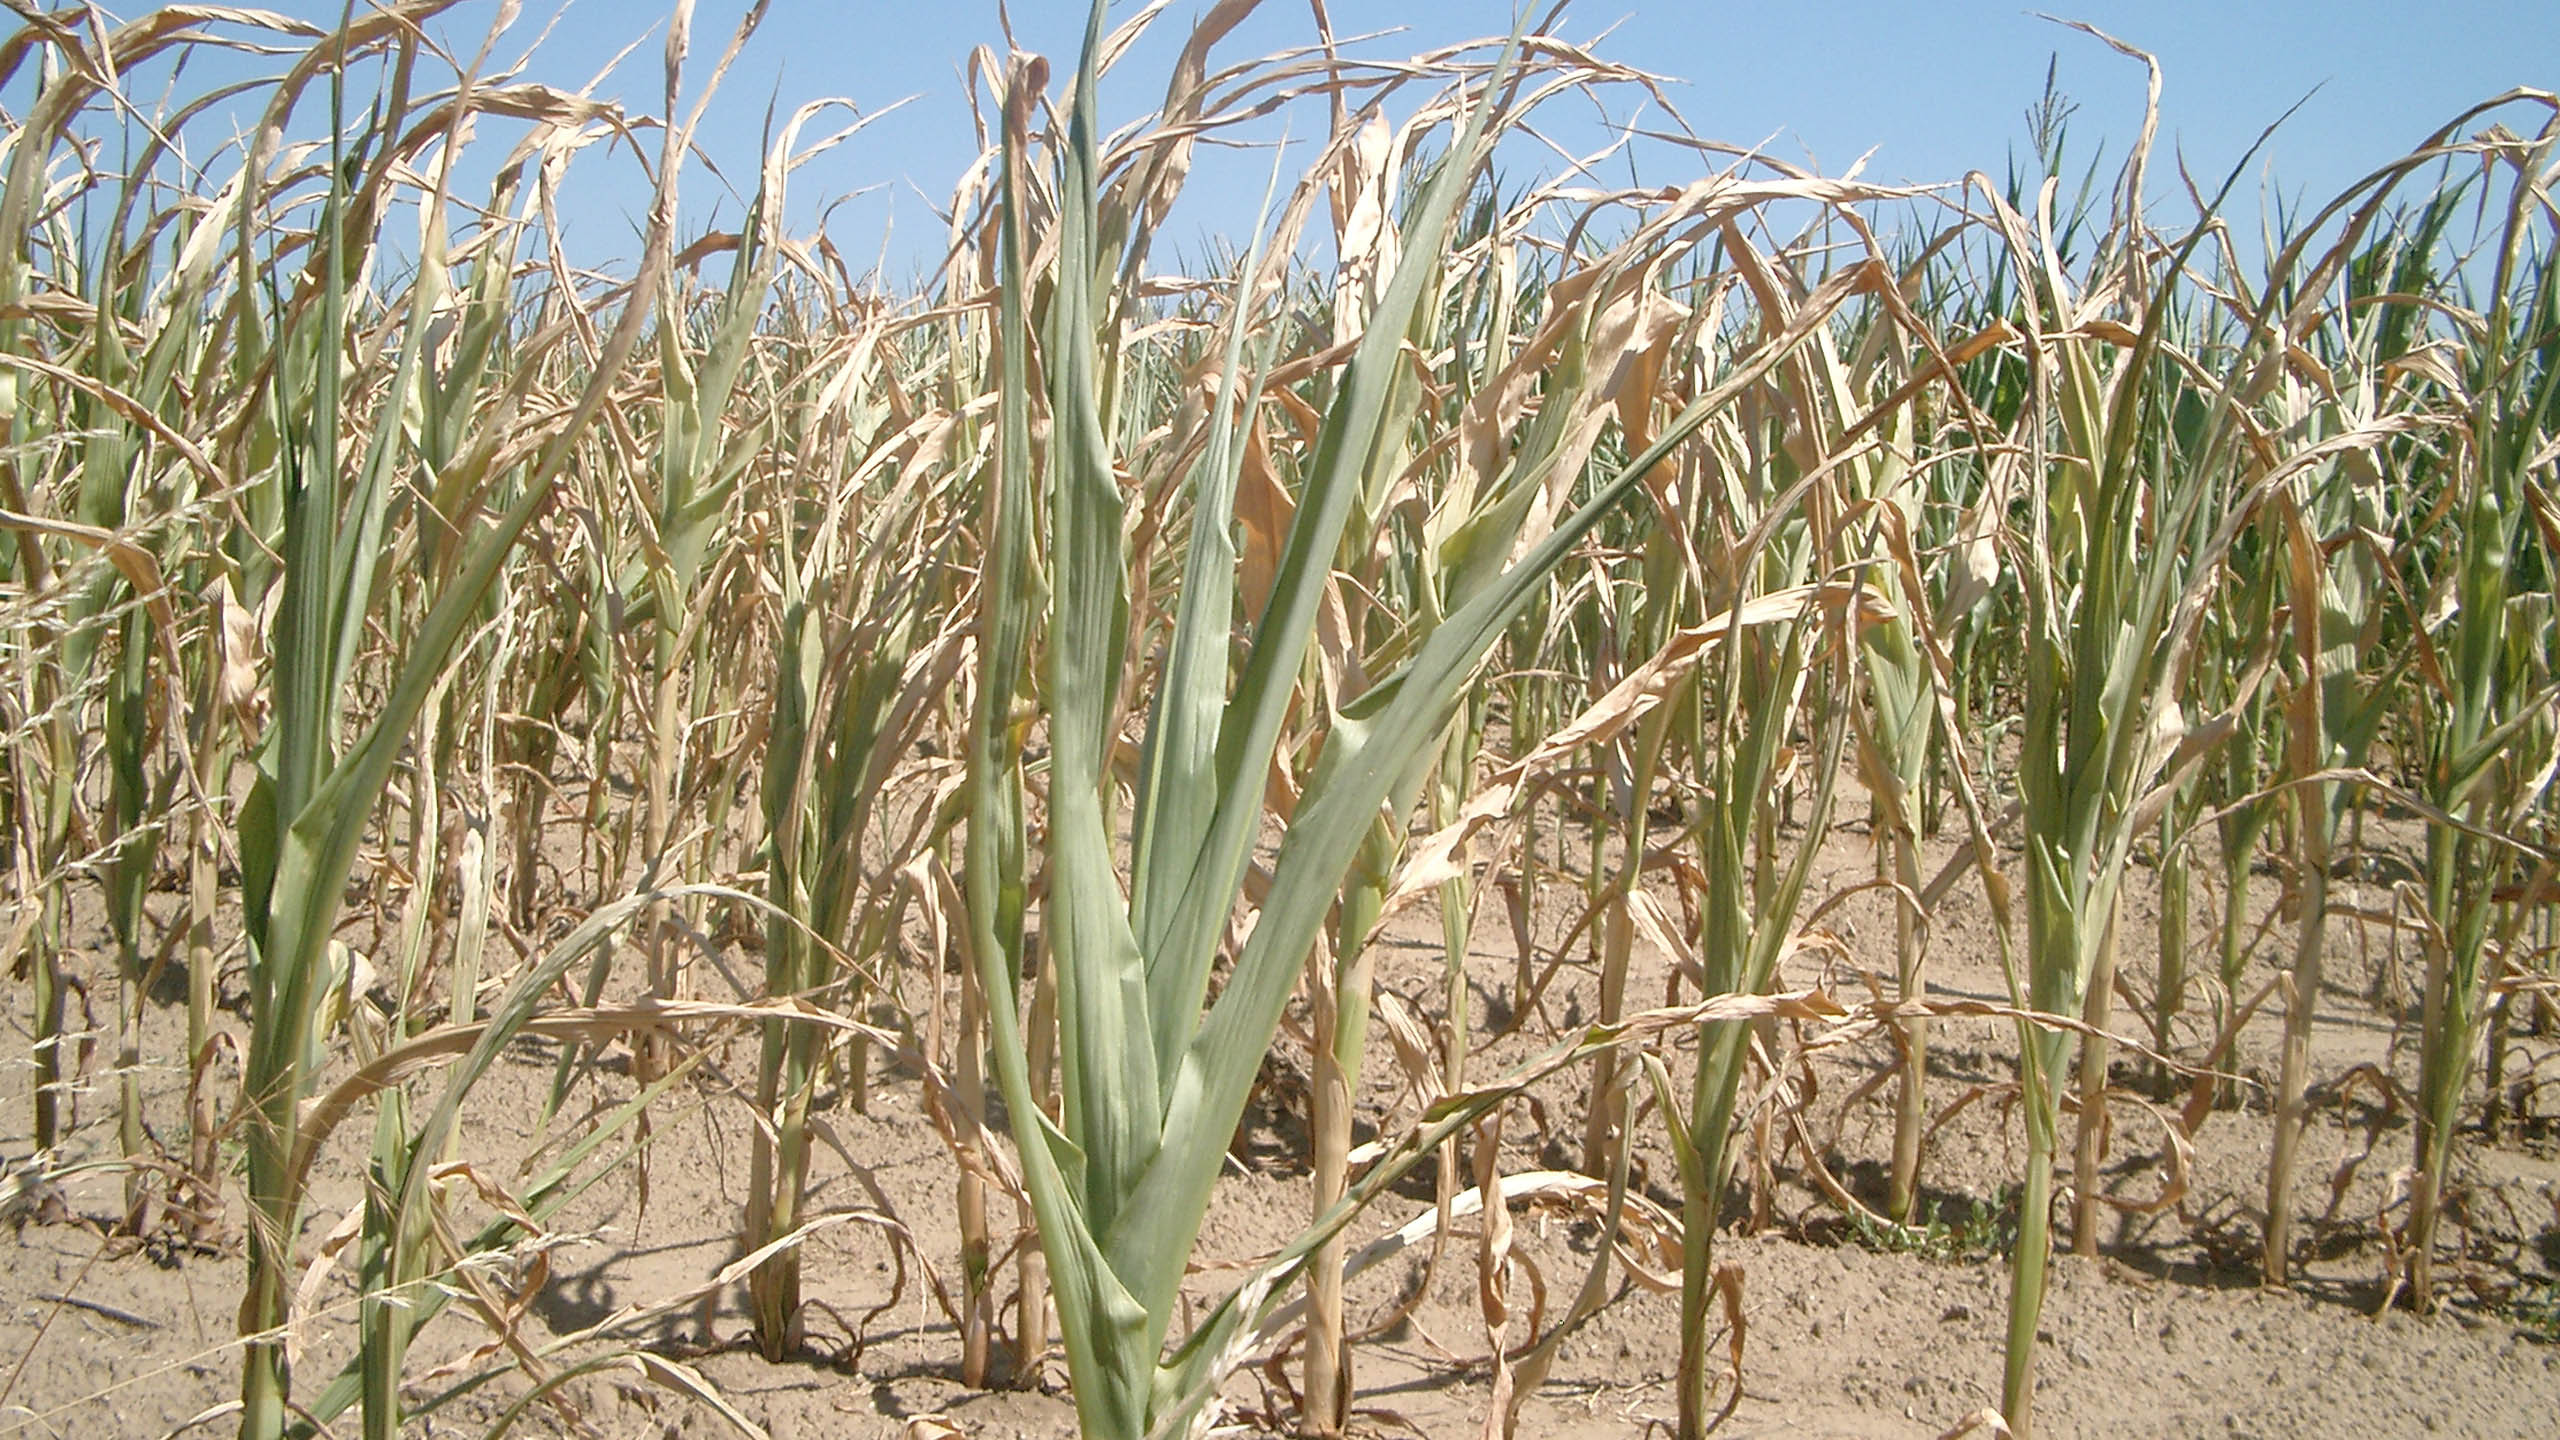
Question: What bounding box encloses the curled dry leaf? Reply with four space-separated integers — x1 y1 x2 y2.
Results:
1935 1408 2017 1440
217 574 268 728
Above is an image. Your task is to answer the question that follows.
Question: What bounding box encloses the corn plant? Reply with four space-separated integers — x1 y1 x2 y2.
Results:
2402 109 2560 1308
959 10 1842 1433
1304 196 1699 1427
1809 293 1944 1225
1664 575 1847 1440
1651 235 1924 1435
1974 39 2293 1425
2253 193 2442 1285
748 297 959 1359
2198 513 2282 1070
630 10 783 1083
208 9 688 1432
0 0 222 1177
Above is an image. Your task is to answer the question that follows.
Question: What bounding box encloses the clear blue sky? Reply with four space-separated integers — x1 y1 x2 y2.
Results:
43 1 2560 285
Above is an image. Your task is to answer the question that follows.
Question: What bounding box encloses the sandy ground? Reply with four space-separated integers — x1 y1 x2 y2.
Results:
4 789 2556 1439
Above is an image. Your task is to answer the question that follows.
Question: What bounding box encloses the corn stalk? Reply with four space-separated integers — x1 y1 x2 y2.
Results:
2404 108 2560 1307
214 7 679 1431
959 12 1808 1433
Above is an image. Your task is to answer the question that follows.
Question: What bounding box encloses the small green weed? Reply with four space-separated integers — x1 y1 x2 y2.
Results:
1848 1189 2019 1263
2509 1276 2560 1344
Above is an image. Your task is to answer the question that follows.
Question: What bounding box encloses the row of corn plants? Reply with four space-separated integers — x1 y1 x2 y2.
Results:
1 6 2553 1440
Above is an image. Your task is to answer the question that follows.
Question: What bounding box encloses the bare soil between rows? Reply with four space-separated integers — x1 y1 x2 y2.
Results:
6 798 2556 1439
